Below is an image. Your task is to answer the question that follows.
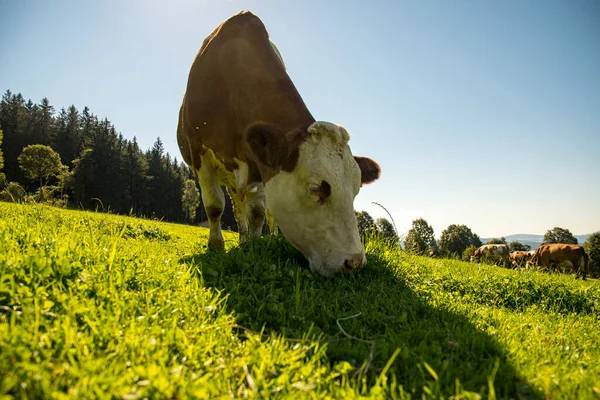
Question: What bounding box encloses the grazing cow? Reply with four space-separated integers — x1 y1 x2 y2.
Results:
177 11 381 277
509 250 534 268
470 244 510 268
528 244 588 279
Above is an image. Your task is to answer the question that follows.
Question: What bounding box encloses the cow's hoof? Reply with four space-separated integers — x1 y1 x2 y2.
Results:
207 239 225 251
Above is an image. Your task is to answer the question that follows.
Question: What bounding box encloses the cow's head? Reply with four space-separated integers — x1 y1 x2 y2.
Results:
245 121 380 277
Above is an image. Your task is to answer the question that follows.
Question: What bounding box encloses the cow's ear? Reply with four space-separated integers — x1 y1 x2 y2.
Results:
245 123 289 169
354 156 380 185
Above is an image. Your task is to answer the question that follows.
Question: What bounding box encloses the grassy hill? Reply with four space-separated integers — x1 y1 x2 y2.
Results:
1 202 599 399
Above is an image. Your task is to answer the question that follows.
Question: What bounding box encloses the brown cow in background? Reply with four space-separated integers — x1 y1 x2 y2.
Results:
509 250 534 268
528 244 589 279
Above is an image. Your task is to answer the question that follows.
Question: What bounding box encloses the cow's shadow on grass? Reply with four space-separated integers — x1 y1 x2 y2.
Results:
181 236 539 399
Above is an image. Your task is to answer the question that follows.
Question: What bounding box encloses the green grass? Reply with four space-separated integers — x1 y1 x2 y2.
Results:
1 201 599 399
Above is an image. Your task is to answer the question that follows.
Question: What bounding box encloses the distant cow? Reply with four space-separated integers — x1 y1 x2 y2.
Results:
509 250 534 268
470 244 510 268
528 244 588 279
177 11 381 277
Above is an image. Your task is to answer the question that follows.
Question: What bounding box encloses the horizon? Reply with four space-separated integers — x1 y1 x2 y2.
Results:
1 0 599 238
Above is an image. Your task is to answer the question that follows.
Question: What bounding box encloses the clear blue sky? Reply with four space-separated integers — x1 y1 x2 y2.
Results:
1 0 599 238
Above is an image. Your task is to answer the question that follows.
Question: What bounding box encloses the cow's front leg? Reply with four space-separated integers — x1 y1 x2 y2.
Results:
197 158 225 249
245 184 266 238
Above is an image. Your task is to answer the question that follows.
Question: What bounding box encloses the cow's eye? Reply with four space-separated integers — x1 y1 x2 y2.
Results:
308 184 321 194
307 181 331 203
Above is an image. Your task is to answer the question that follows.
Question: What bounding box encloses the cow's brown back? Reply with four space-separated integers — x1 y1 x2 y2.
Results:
177 10 315 181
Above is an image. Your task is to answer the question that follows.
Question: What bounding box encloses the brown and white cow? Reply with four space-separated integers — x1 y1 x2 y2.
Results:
470 244 510 268
177 11 381 277
509 250 534 268
527 244 588 279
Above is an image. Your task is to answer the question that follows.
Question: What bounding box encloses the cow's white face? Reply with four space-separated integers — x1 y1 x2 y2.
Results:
246 121 380 277
265 124 364 277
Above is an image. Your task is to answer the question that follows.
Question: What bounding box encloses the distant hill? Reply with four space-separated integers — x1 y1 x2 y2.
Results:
480 234 593 250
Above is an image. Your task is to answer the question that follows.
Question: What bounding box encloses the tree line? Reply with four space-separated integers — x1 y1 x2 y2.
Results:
356 210 600 278
0 90 240 227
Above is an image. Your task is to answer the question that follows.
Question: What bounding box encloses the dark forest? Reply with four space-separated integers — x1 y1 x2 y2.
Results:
0 90 237 227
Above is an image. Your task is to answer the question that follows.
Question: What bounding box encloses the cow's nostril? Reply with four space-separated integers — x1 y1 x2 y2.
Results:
342 259 353 272
342 253 366 272
353 253 366 269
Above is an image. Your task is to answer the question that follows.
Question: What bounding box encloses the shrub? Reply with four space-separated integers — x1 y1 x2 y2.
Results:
509 241 531 252
0 182 27 202
584 232 600 278
462 245 478 261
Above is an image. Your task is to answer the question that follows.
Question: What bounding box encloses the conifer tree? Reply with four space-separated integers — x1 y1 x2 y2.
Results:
0 128 5 187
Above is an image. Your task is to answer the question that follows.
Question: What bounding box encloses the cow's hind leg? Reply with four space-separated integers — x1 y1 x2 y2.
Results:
197 160 225 249
226 186 249 244
266 208 278 235
225 185 265 244
579 254 588 280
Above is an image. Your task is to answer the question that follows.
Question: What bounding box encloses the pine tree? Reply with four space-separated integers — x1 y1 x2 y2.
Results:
53 105 82 166
124 137 150 215
0 128 4 171
32 97 55 145
0 91 28 182
0 128 5 188
80 106 98 147
146 138 167 218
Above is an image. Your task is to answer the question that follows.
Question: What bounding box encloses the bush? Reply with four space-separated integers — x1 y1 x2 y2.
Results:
462 245 478 261
584 232 600 278
487 237 507 245
509 241 531 252
0 182 27 202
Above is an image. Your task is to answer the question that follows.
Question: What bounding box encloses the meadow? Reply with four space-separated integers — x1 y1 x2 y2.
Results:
1 201 599 399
